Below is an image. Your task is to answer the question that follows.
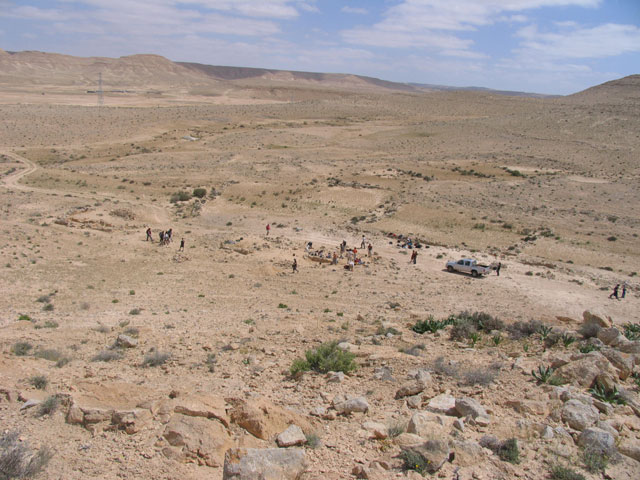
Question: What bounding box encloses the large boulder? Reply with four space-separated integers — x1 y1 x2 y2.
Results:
334 397 369 415
174 393 230 427
406 412 447 438
597 327 629 348
229 397 311 440
223 447 306 480
426 394 457 415
111 409 153 434
555 352 618 387
561 400 599 431
455 397 488 420
395 381 425 399
600 348 633 380
451 440 487 467
578 427 617 455
163 413 233 467
582 310 613 329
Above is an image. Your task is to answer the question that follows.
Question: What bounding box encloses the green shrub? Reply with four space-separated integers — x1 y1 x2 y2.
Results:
277 303 288 309
400 449 428 475
579 343 600 353
508 319 543 339
129 308 141 315
549 465 586 480
498 438 520 464
12 342 32 356
29 375 48 390
387 421 406 438
449 311 503 341
304 431 321 449
532 365 554 384
290 341 357 376
589 383 626 405
0 431 52 479
561 333 576 348
623 323 640 341
192 188 207 198
17 314 32 321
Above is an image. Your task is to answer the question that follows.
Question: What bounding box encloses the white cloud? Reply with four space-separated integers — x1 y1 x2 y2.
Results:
341 6 368 15
516 23 640 59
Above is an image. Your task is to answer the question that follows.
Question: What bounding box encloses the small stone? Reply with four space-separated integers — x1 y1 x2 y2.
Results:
455 397 488 419
395 381 425 399
406 395 422 409
223 447 307 480
327 371 345 383
20 399 40 411
334 397 369 415
310 406 327 417
453 418 465 432
427 394 456 415
362 421 388 439
276 425 307 447
115 334 138 348
561 399 599 431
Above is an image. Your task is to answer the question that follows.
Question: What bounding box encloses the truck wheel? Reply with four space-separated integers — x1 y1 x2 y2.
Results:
447 265 454 272
471 270 478 278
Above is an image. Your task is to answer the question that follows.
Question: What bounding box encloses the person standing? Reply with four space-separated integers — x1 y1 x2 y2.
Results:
179 238 185 252
621 283 627 299
496 262 501 276
609 284 620 300
266 223 271 236
146 227 152 242
367 243 373 257
292 255 298 273
410 250 418 264
361 235 366 249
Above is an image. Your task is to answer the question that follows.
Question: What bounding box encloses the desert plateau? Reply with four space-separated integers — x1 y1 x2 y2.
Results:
1 49 639 480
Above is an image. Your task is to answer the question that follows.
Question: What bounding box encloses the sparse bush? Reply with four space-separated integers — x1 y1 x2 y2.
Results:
498 438 520 464
583 448 608 473
28 375 47 390
17 314 32 321
205 353 217 372
170 191 192 203
0 431 52 479
142 350 170 367
449 316 477 342
433 356 460 378
290 341 356 376
55 357 70 368
463 367 498 386
469 332 481 347
37 396 59 417
277 303 288 309
129 308 141 315
34 349 63 362
508 319 543 339
12 342 32 356
400 344 425 356
92 350 122 362
123 327 139 337
36 295 50 303
412 315 453 334
449 311 503 341
387 421 406 438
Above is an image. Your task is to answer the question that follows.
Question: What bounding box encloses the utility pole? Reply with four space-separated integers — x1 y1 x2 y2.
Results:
97 72 104 106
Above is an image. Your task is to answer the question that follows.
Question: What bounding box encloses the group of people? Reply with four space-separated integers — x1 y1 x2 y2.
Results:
609 283 628 300
293 237 376 273
145 227 185 251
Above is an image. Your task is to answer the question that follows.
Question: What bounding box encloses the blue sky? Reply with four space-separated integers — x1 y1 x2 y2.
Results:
0 0 638 94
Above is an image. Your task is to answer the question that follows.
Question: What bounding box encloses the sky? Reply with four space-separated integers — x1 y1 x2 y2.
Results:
0 0 639 94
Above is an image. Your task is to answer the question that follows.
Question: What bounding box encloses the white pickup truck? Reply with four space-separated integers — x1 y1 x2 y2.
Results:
446 258 493 277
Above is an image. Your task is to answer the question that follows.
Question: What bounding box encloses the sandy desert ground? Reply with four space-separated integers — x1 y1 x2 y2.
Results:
1 52 639 480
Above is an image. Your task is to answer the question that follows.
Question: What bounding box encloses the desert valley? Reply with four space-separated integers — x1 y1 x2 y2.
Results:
0 49 639 480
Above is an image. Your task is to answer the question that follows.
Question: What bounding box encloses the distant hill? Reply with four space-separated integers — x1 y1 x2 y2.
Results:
566 75 640 104
0 48 634 100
